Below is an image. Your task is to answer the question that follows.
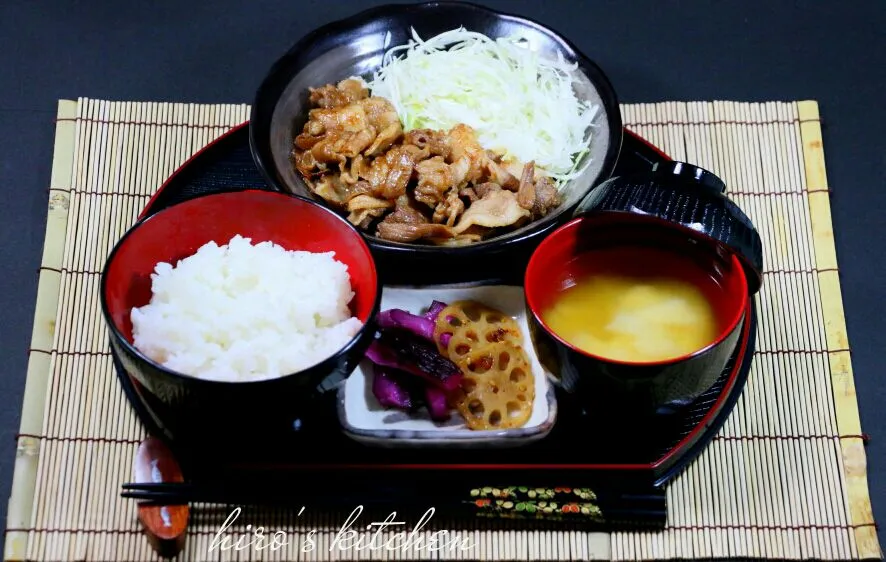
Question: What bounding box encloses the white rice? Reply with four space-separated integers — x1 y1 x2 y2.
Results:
130 235 363 382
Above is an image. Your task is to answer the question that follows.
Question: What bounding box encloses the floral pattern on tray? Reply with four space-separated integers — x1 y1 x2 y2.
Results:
465 486 604 521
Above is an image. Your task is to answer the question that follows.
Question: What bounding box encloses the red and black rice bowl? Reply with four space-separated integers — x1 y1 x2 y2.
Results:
100 190 381 442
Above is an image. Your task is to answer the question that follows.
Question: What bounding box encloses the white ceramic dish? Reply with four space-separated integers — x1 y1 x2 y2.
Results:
338 284 558 448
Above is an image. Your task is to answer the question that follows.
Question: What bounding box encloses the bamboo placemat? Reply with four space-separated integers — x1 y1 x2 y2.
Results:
3 98 880 561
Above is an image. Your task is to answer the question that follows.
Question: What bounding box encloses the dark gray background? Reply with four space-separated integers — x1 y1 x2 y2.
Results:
1 0 884 554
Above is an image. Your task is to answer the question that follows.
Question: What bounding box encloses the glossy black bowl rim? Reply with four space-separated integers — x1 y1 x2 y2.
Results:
577 160 765 294
649 160 763 292
524 214 750 371
99 188 383 388
248 0 623 256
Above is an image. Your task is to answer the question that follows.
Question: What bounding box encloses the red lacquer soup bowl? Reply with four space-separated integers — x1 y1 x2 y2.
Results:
525 212 749 416
100 189 381 440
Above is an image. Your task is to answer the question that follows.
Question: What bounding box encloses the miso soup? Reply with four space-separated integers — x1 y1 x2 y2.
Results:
541 246 724 363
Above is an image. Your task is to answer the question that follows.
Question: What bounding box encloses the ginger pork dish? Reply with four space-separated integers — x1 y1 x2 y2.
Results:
290 27 598 246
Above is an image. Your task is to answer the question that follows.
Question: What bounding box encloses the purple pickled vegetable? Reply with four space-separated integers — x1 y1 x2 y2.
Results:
377 308 436 342
424 301 448 320
440 333 451 347
379 330 462 391
366 332 462 392
365 340 431 381
365 339 461 391
424 385 451 421
372 366 414 410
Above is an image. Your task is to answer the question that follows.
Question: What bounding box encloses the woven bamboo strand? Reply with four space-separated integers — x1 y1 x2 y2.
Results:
102 102 123 561
88 103 109 556
707 101 730 558
744 103 775 558
714 102 752 556
75 98 104 559
32 97 88 560
692 103 718 558
39 98 90 560
107 101 131 562
88 100 116 559
788 104 824 558
772 103 803 557
774 104 816 552
790 100 848 560
3 100 77 562
799 101 881 560
763 102 794 559
709 101 734 557
119 101 142 561
114 100 144 557
728 101 752 558
684 102 708 560
68 99 100 561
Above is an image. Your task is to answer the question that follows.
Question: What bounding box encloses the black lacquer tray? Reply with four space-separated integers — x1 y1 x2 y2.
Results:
114 123 757 529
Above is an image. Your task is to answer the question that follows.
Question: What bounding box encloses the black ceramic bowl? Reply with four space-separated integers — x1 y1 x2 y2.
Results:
100 190 381 442
249 1 623 285
525 213 749 416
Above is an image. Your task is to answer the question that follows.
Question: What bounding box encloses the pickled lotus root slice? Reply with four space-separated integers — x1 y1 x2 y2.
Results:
456 342 535 430
445 329 482 364
434 300 523 359
458 379 534 430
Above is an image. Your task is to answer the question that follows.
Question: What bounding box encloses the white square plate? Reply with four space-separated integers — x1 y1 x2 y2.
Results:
337 284 558 448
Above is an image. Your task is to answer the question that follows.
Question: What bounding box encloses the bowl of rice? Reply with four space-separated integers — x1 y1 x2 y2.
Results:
101 189 380 441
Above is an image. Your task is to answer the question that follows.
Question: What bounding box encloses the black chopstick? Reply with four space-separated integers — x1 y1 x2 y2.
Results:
121 481 461 511
121 482 396 508
120 481 668 530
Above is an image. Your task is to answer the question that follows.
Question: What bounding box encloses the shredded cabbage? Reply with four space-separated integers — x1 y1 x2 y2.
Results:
368 27 598 186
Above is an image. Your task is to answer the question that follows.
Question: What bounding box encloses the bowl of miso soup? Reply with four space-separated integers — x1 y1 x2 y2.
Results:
524 161 762 415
